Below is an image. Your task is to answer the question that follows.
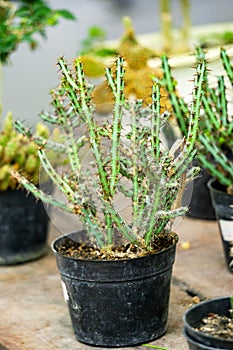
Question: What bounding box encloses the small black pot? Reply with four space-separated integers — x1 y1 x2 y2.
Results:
52 231 178 347
207 179 233 273
0 186 50 265
183 297 233 350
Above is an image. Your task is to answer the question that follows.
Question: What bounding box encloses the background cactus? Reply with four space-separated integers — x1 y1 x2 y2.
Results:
11 54 204 252
0 112 62 191
159 47 233 194
80 17 172 115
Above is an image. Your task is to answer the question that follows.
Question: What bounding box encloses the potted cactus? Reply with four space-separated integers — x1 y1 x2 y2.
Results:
11 54 204 346
159 47 233 272
200 48 233 273
0 112 63 264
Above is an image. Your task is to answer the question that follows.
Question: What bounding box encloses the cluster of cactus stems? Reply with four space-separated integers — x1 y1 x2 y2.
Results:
159 47 233 194
0 112 57 191
11 55 204 251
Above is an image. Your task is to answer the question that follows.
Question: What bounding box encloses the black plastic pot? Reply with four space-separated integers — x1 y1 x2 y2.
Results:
183 166 215 220
52 231 178 347
207 179 233 273
183 297 233 350
0 186 50 265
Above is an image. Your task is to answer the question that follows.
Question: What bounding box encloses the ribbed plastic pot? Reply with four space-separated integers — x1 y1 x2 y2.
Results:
52 231 178 347
0 187 50 265
183 297 233 350
207 179 233 273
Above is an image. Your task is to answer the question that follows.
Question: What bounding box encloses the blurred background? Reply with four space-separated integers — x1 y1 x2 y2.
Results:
2 0 233 124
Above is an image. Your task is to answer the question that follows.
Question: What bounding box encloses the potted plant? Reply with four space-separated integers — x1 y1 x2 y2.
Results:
183 295 233 350
11 54 205 346
199 48 233 273
158 47 233 271
0 111 64 264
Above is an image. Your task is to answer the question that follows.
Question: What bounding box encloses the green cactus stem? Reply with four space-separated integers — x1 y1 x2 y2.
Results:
160 47 233 194
12 55 201 252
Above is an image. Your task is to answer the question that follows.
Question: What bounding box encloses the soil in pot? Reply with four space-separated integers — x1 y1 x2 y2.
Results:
52 231 178 347
196 312 233 341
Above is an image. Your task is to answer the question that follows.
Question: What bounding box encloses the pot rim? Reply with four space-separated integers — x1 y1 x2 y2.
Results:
207 178 233 197
51 231 179 263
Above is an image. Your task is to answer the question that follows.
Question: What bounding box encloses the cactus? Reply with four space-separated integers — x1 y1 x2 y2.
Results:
159 47 233 194
0 112 63 191
11 55 204 252
159 0 191 53
80 17 171 115
117 16 158 70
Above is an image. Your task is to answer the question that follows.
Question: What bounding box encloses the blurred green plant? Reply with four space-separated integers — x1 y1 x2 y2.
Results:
80 25 117 57
143 344 169 350
0 0 75 63
0 111 64 190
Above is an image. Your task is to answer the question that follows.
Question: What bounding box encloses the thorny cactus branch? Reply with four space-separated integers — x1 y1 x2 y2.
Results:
162 47 233 194
158 54 205 177
13 120 66 152
105 56 125 194
157 55 189 136
197 48 233 193
10 170 75 214
12 55 200 251
74 58 112 200
221 48 233 85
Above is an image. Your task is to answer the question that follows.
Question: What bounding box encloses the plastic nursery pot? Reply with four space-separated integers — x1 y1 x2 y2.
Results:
0 186 50 265
183 297 233 350
52 231 178 347
185 166 215 220
207 178 233 273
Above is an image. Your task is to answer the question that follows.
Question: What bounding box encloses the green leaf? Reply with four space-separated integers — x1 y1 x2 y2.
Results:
56 9 76 21
143 344 169 350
